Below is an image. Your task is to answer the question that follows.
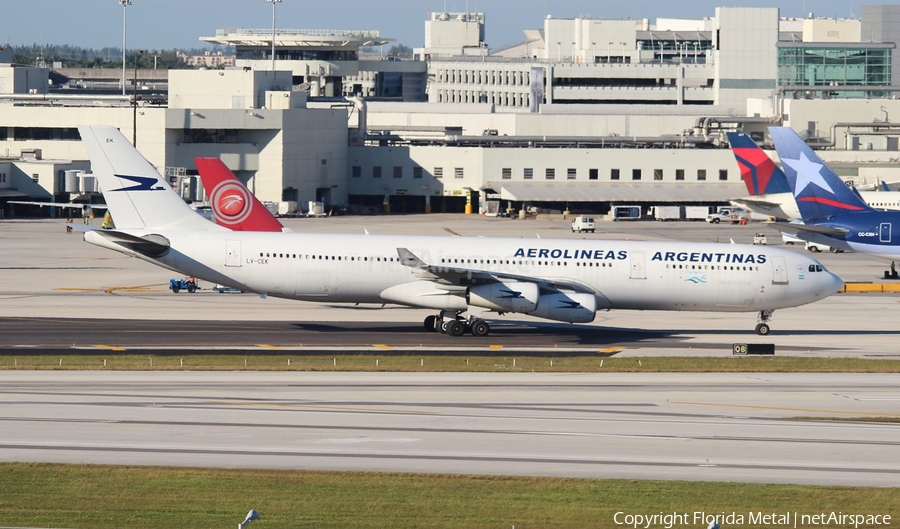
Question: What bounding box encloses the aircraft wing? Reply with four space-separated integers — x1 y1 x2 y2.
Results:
771 221 850 237
9 201 108 210
396 247 604 297
730 197 783 210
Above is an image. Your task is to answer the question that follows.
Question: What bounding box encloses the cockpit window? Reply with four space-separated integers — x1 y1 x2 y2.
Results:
815 265 823 272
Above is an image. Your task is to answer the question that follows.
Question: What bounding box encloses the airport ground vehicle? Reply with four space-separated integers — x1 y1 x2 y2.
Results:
781 233 843 253
571 216 595 233
706 207 751 224
169 278 199 293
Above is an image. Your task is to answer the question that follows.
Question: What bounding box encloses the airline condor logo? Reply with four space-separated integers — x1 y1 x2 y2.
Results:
210 181 253 225
110 174 167 192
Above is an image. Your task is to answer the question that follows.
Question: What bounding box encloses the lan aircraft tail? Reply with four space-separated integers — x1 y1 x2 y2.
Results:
194 158 285 232
78 125 220 232
768 126 874 220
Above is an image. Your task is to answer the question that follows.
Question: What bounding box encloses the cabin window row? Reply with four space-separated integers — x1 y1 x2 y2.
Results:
260 252 397 262
667 264 759 271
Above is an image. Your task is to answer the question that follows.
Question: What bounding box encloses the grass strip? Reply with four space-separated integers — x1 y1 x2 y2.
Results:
0 463 897 529
0 354 899 372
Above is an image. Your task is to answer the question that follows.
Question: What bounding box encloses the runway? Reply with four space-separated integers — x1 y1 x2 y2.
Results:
1 371 898 486
2 218 900 356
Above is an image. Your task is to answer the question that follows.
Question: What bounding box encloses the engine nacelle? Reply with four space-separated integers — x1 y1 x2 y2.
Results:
467 282 539 313
529 293 597 323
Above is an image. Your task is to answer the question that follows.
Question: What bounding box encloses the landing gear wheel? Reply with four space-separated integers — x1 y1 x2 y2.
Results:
446 320 466 337
424 315 437 332
471 320 490 337
755 323 770 336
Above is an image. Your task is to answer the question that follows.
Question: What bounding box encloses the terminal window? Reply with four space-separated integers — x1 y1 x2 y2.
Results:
676 169 685 180
524 168 533 179
413 167 423 179
0 173 5 183
610 169 620 180
32 174 39 183
351 166 361 178
632 169 642 181
567 168 577 180
546 168 555 180
589 169 598 180
502 168 512 179
393 166 403 179
434 167 443 179
455 167 464 179
697 169 707 181
373 166 382 179
654 169 663 181
719 169 728 181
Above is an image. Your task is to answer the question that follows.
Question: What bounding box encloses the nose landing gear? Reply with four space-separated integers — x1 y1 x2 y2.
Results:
755 310 773 335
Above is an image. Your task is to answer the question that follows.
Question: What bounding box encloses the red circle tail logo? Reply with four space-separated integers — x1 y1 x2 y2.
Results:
210 182 253 225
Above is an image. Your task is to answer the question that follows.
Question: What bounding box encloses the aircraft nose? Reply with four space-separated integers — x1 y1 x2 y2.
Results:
828 272 844 294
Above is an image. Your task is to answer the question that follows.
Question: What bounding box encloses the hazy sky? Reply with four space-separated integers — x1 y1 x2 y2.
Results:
1 0 892 52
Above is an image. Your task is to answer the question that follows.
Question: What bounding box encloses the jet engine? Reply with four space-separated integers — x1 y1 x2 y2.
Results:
467 282 540 313
529 293 597 323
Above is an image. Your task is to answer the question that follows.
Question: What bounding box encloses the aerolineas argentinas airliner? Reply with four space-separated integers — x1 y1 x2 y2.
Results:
77 125 842 336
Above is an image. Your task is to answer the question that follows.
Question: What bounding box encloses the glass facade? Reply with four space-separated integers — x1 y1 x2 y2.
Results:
777 46 892 90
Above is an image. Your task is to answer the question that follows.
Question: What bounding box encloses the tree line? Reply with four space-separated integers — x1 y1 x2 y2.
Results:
10 44 234 69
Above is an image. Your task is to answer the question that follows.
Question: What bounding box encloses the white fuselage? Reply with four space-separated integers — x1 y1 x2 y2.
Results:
736 191 900 220
86 230 842 316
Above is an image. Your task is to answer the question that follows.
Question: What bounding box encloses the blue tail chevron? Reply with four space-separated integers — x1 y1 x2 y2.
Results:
768 127 873 220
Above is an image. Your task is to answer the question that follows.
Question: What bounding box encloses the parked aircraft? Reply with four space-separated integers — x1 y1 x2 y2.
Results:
77 125 842 336
770 126 900 260
194 158 286 232
727 132 900 219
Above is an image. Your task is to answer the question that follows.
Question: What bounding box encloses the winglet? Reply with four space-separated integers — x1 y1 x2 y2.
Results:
397 248 427 268
768 126 873 220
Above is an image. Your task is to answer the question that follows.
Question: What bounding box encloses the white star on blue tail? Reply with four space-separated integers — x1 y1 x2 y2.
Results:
781 151 834 195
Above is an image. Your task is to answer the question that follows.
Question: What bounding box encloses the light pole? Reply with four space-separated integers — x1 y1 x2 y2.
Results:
556 41 560 62
267 0 281 72
132 49 143 146
119 0 131 95
620 42 627 63
607 41 612 63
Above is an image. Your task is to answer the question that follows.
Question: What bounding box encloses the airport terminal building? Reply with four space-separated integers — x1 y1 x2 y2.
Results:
1 5 899 216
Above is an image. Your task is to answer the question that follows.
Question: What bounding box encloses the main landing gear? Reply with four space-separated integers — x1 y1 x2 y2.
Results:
424 311 490 337
755 310 773 336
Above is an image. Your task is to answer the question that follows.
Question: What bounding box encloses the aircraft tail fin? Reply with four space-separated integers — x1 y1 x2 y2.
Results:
768 126 873 220
194 158 285 232
726 132 791 196
77 125 220 231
